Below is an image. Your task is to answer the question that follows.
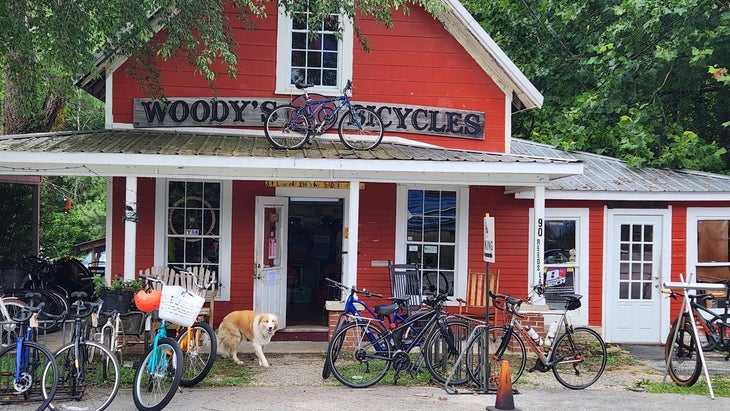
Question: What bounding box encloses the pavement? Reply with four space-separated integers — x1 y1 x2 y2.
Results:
41 330 730 410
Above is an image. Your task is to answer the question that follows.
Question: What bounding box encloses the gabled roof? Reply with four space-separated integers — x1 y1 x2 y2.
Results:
0 129 580 186
510 138 730 200
78 1 543 110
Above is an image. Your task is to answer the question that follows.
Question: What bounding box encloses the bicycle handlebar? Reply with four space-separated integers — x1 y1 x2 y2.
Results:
490 291 525 317
324 277 383 299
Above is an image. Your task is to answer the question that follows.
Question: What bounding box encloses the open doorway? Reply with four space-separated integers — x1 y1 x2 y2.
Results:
286 198 343 326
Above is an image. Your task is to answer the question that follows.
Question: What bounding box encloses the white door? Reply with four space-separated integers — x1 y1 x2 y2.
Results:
254 197 289 329
606 212 667 343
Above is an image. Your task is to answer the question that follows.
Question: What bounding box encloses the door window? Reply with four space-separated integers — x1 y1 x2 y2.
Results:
543 219 578 306
618 223 654 300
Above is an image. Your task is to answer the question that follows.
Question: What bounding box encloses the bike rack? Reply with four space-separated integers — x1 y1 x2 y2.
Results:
663 276 727 399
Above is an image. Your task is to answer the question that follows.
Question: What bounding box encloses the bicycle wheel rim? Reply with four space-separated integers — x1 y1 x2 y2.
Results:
328 322 391 388
423 320 471 384
132 337 182 411
178 322 217 387
265 105 309 149
466 326 526 390
338 107 384 150
49 341 121 411
665 320 702 386
0 342 57 411
551 327 607 389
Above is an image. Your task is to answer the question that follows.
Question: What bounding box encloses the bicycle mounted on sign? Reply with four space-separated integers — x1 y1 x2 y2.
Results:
264 80 384 150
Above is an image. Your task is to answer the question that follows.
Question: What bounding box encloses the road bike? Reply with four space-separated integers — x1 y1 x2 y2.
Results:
0 293 61 410
1 295 28 345
132 277 183 411
264 80 384 150
326 292 471 388
458 287 607 391
46 291 121 411
663 283 730 387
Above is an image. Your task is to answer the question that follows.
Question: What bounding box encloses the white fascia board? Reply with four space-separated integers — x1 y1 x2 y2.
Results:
513 189 730 201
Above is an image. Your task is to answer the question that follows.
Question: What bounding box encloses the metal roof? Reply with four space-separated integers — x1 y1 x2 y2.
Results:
0 129 581 186
510 138 730 200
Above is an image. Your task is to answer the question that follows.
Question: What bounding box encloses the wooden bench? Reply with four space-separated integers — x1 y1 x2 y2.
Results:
456 269 500 324
138 265 218 327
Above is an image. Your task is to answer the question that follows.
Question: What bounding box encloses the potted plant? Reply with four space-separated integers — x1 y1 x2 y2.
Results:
93 274 143 313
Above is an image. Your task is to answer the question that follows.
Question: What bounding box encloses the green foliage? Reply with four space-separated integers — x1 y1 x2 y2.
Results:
93 273 143 296
466 0 730 172
0 183 35 268
39 176 107 258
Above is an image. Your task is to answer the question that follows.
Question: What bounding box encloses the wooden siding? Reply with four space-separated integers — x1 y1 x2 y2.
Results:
356 183 398 298
111 4 507 152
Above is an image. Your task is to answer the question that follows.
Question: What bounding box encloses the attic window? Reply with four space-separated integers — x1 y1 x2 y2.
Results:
275 5 353 95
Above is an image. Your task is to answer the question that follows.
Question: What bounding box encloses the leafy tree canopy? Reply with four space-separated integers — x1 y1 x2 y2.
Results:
465 0 730 171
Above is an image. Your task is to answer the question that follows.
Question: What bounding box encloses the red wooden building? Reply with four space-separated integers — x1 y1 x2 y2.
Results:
2 0 730 343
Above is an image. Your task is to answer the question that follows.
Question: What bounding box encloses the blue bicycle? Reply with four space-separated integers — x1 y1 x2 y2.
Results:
264 80 384 150
0 293 62 411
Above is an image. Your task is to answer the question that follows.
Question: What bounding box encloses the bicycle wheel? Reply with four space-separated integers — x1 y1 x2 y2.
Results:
1 298 27 344
338 106 384 150
327 321 391 388
132 337 183 411
0 341 58 411
551 327 607 389
322 315 349 380
466 326 526 389
665 318 702 386
48 341 120 411
264 104 310 149
177 321 217 387
423 319 471 384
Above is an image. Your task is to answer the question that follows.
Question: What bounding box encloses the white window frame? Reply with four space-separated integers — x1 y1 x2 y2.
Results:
395 185 469 305
275 5 354 95
529 208 589 325
686 207 730 288
155 179 232 301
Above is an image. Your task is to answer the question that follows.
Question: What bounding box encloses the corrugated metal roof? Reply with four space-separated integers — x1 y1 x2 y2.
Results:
511 138 730 194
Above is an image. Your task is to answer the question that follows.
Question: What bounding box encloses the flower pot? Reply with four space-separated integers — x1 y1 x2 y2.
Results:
100 290 134 313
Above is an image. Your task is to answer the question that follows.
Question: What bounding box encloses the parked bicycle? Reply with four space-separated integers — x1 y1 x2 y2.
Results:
458 287 607 390
264 80 384 150
1 295 28 345
326 292 471 388
46 291 121 411
663 283 730 387
0 293 61 410
131 277 183 411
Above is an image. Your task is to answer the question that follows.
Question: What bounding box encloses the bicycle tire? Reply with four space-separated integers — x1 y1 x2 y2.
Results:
422 271 450 296
177 321 217 387
132 337 183 411
0 341 58 411
322 315 348 380
551 327 607 389
665 318 702 386
465 325 526 389
422 319 471 385
48 341 121 411
265 104 310 149
1 298 28 344
338 106 384 150
327 321 391 388
17 289 68 333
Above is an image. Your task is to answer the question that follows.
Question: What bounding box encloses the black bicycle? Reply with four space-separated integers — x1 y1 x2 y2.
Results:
264 80 384 150
326 293 471 388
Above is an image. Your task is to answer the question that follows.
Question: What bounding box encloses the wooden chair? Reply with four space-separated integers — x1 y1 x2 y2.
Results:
456 269 500 323
388 260 422 315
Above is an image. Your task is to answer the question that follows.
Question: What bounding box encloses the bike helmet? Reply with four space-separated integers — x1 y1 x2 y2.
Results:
134 289 162 312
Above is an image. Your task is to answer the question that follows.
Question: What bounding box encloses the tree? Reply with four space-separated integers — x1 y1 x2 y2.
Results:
0 0 443 135
465 0 730 171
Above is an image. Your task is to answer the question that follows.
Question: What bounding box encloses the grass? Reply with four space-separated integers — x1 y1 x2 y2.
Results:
641 375 730 397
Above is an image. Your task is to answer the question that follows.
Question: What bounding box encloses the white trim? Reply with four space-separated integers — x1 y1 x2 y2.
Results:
504 94 511 153
395 185 468 304
105 73 113 128
275 6 354 96
514 190 730 202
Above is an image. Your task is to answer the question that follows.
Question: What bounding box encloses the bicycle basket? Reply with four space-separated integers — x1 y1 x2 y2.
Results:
158 285 205 327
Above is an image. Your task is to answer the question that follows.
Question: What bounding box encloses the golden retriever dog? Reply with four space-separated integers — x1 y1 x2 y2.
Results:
217 310 279 367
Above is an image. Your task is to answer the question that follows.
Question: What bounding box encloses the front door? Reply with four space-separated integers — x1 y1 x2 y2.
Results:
254 197 289 329
606 212 668 343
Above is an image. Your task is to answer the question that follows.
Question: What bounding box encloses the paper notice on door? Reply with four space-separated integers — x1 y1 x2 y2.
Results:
267 269 278 285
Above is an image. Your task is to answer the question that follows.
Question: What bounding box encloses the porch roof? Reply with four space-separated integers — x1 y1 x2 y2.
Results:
0 129 581 186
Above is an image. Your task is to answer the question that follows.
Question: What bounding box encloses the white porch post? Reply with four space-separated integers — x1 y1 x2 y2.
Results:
123 177 137 280
344 181 360 287
533 185 546 304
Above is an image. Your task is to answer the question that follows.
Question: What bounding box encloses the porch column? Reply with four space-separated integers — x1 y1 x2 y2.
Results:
533 185 546 304
123 177 137 280
344 180 360 286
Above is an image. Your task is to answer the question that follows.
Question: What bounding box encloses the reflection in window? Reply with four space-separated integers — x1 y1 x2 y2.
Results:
543 219 577 307
290 5 340 87
696 220 730 282
167 181 221 273
405 190 456 296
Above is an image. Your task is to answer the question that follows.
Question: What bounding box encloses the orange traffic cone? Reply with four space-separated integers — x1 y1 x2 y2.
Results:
486 360 521 411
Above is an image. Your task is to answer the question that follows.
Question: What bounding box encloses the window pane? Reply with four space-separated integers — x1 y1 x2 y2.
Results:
440 217 455 242
441 192 456 217
423 217 439 242
407 216 422 241
289 6 340 87
323 70 337 86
